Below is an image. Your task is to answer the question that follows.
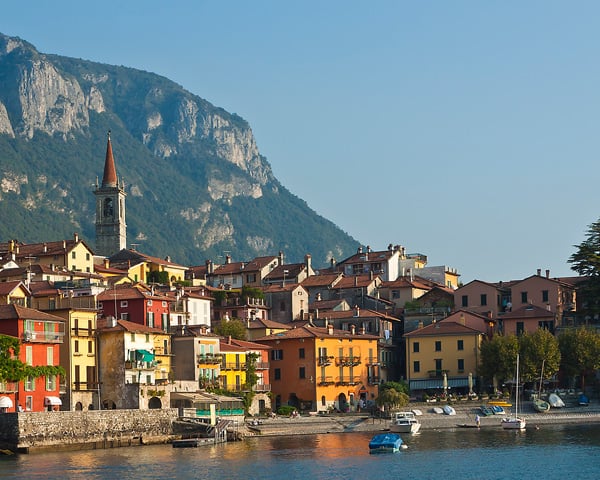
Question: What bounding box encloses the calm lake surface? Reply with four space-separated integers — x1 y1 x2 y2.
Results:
1 424 599 480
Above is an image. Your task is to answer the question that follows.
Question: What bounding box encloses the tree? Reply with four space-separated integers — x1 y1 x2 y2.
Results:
375 388 409 412
518 329 561 384
558 328 600 390
214 318 247 340
479 334 519 385
568 219 600 319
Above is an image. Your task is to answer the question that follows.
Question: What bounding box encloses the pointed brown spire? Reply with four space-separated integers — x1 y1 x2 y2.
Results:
102 130 118 187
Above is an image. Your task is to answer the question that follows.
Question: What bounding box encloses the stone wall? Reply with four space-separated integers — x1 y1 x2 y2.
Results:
0 408 178 453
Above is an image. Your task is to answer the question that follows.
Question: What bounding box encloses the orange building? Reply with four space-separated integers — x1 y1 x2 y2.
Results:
255 324 379 413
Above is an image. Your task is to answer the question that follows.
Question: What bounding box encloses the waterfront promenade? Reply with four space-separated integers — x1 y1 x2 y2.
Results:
244 400 600 436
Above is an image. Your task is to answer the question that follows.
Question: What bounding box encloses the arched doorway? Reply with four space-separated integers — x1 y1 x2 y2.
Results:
338 392 348 412
103 399 117 409
75 401 83 411
148 397 162 409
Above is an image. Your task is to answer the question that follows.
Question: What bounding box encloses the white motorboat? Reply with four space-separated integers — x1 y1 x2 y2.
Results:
548 393 565 408
390 411 421 434
442 405 456 416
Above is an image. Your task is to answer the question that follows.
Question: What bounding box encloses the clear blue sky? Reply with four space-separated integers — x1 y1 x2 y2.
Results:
2 1 599 283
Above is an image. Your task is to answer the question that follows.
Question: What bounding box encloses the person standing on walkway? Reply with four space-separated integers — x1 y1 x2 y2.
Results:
475 414 481 428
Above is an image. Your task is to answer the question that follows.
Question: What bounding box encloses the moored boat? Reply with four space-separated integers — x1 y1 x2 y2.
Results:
369 433 404 453
548 393 565 408
442 405 456 416
502 354 526 430
533 396 551 413
390 411 421 434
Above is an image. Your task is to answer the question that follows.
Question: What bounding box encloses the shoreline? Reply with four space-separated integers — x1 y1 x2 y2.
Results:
242 402 600 437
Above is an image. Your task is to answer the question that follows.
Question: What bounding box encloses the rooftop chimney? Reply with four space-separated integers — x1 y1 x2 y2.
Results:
304 254 312 272
278 250 284 265
225 254 231 264
546 269 550 278
327 323 334 335
537 269 541 276
74 232 79 242
357 246 363 254
351 324 356 335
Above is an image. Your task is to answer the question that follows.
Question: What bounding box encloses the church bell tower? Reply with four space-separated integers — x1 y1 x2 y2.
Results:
94 131 127 257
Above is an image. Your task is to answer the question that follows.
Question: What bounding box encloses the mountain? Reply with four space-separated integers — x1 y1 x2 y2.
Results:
0 33 359 268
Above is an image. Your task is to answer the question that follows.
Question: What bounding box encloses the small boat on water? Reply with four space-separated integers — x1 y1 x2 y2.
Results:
501 354 526 430
369 433 404 453
442 405 456 416
490 405 506 415
548 393 565 408
390 411 421 434
479 405 494 416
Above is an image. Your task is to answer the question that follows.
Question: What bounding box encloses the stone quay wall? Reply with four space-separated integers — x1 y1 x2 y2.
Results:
0 409 179 453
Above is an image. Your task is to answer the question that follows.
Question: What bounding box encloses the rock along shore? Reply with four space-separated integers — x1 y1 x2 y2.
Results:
243 401 600 437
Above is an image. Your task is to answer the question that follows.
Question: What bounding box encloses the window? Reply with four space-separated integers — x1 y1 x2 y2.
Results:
461 295 468 307
542 290 549 302
516 322 524 335
246 273 256 283
25 376 35 391
74 340 80 353
435 341 442 352
279 301 286 312
26 396 33 411
457 359 465 372
88 341 93 354
46 375 57 391
271 350 284 361
274 368 281 380
521 291 528 303
435 359 442 370
299 348 305 359
480 294 487 306
147 312 154 327
130 333 135 342
392 290 400 299
413 342 420 353
86 253 90 261
162 301 167 307
147 300 153 306
72 251 76 259
120 300 128 308
457 340 464 351
120 313 129 320
299 366 306 379
146 375 152 384
26 346 33 365
413 361 420 373
47 346 54 366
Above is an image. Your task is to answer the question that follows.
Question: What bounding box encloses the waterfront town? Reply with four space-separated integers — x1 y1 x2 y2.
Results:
0 134 599 452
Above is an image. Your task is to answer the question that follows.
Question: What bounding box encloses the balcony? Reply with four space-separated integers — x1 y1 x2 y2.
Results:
335 376 362 386
368 376 381 385
317 376 335 386
221 362 246 371
254 361 270 370
197 353 223 364
335 356 361 367
0 381 18 393
253 383 271 392
365 357 380 366
23 327 64 344
318 356 334 366
125 360 157 370
428 369 449 378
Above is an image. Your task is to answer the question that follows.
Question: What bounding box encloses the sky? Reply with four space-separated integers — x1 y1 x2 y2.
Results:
2 1 599 283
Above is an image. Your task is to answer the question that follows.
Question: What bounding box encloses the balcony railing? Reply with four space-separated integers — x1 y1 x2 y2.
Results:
0 381 18 393
254 361 270 370
221 363 246 371
428 369 449 378
335 356 361 367
125 360 157 370
317 376 335 386
318 356 334 366
368 376 381 385
335 376 362 386
197 353 223 364
23 328 64 344
365 357 380 366
253 383 271 392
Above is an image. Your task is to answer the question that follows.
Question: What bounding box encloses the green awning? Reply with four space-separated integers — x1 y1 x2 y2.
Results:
136 350 155 361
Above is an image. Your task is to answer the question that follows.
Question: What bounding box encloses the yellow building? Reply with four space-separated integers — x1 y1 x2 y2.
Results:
405 313 485 396
1 233 96 273
0 281 30 306
255 324 380 413
219 338 247 392
106 249 188 286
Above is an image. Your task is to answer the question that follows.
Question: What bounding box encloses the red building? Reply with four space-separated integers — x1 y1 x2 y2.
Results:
0 305 65 412
98 283 173 330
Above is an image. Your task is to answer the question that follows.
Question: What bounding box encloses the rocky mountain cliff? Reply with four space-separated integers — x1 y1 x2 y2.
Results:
0 33 358 267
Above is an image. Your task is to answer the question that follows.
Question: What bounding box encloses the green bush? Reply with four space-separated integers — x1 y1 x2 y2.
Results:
277 405 296 416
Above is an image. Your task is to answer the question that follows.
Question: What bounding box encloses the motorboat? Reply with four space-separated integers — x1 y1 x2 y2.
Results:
442 405 456 416
369 433 404 453
502 354 526 430
390 411 421 434
548 393 565 408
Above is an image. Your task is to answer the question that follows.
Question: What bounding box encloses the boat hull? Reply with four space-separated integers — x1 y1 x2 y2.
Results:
501 418 526 430
369 433 403 454
533 399 550 412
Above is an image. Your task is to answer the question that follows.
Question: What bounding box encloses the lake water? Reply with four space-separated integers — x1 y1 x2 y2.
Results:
1 423 599 480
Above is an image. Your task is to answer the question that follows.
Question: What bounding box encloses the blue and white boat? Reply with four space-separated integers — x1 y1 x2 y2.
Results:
369 433 404 453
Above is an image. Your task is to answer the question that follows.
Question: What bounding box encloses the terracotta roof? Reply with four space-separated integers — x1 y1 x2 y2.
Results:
261 283 302 293
405 320 483 337
0 304 65 322
246 318 291 330
219 339 247 352
502 304 555 319
243 256 279 271
264 263 304 280
331 274 379 289
98 318 165 334
0 280 29 296
222 337 271 350
310 299 349 311
253 324 379 342
300 273 343 288
211 261 247 276
381 275 440 289
97 283 172 302
102 131 118 187
339 249 396 265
